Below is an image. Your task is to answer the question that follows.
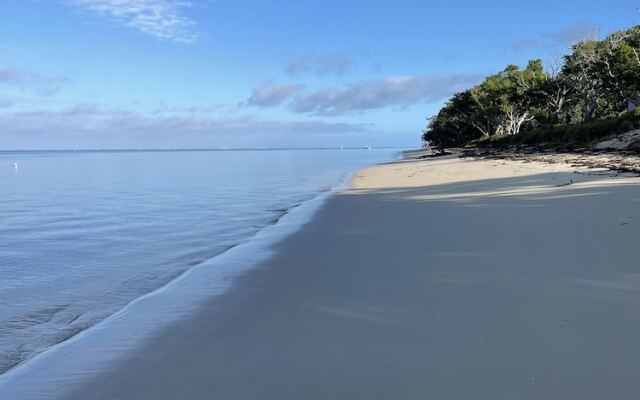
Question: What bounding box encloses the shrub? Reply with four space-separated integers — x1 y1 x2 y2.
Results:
479 111 640 150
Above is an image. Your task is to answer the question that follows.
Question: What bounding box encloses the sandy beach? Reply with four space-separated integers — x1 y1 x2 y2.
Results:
57 155 640 399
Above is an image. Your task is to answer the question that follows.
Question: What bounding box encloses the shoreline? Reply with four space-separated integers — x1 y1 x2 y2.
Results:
0 165 364 398
6 154 640 399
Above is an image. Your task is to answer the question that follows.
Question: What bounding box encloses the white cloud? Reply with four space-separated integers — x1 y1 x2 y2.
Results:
66 0 198 43
0 66 68 95
0 98 14 109
512 22 597 51
248 74 483 116
246 83 305 107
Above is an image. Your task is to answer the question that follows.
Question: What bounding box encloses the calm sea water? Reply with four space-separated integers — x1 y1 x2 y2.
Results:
0 148 396 374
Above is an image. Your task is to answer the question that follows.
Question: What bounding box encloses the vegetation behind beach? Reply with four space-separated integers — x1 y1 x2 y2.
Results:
423 22 640 150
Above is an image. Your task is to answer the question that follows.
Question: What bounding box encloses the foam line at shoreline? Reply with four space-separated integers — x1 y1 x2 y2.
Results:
0 166 371 399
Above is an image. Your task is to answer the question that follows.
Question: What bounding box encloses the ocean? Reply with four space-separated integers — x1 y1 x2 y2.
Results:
0 148 396 377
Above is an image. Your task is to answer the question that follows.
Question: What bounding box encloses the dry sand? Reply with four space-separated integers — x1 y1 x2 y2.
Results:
65 156 640 399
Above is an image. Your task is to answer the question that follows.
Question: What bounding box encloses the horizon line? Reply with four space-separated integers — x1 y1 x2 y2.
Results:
0 146 413 153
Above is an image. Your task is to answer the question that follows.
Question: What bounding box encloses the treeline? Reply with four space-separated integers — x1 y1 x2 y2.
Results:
423 24 640 149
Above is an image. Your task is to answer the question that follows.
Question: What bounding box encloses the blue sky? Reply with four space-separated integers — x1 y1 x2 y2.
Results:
0 0 638 149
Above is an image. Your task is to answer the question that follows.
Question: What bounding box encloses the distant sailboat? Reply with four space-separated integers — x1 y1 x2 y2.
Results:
367 145 372 150
13 161 18 170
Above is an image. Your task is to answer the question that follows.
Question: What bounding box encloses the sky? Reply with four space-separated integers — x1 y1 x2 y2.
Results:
0 0 638 150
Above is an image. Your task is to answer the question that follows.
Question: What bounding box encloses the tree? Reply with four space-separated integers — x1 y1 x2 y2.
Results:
535 56 574 124
506 60 548 134
562 39 606 122
600 26 640 112
422 91 482 149
468 61 546 136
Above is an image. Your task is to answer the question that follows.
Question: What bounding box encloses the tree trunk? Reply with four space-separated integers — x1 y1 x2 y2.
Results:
583 101 596 122
628 93 640 112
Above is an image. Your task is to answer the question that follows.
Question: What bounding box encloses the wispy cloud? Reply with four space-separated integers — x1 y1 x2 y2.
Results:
246 83 305 107
549 23 597 43
66 0 199 43
0 98 14 109
286 54 351 77
248 74 483 116
0 104 368 139
512 22 596 51
0 66 68 95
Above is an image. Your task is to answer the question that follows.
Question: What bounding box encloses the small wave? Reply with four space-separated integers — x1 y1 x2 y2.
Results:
0 184 338 379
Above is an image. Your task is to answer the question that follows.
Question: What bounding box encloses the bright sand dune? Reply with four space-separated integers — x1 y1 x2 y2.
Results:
61 156 640 399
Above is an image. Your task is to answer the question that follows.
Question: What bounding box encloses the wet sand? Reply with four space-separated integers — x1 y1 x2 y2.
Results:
62 156 640 399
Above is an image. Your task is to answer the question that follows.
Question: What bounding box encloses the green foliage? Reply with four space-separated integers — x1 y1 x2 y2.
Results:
422 91 482 150
423 23 640 150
